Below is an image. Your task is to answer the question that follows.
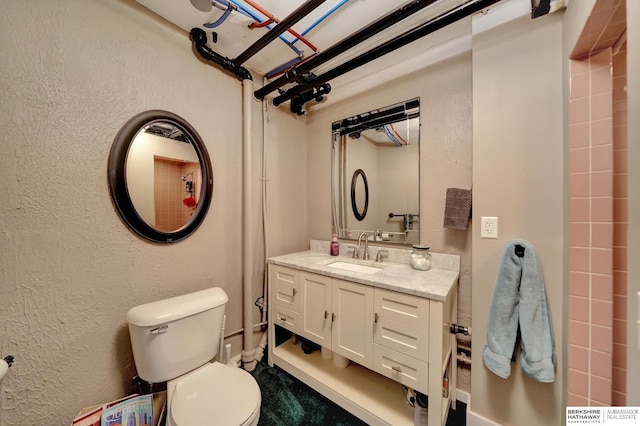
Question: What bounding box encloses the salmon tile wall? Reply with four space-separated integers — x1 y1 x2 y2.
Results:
568 49 614 406
568 39 627 406
611 40 627 406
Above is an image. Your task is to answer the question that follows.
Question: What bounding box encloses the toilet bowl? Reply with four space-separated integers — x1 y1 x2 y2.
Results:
126 288 262 426
167 362 260 426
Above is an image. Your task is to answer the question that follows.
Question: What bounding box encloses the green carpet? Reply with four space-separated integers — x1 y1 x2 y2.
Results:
251 361 467 426
251 361 368 426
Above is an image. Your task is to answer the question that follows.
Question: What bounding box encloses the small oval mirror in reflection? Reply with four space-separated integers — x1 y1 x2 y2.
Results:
350 168 369 221
108 110 213 243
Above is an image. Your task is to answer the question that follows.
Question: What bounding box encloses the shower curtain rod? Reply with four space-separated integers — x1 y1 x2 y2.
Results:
273 0 502 108
253 0 442 100
233 0 327 66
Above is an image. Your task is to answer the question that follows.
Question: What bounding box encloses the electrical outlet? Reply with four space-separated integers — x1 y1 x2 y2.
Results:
481 217 498 239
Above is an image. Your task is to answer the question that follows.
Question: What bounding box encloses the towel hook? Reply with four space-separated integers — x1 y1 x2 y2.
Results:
514 244 525 258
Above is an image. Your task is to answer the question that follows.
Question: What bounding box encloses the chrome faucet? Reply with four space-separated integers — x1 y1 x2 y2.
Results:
357 232 370 261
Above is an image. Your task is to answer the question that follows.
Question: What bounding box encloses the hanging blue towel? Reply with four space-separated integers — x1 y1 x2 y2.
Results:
483 239 556 382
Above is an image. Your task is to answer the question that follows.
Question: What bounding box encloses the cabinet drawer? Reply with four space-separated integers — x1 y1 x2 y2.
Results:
272 305 299 333
271 265 300 312
374 289 429 361
373 344 429 395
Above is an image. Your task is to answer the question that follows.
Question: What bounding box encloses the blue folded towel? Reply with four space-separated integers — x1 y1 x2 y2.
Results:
483 239 556 382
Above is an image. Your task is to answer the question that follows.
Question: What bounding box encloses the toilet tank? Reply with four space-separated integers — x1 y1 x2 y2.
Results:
126 287 228 383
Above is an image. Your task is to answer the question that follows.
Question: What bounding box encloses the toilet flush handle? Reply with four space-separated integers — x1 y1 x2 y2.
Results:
150 325 169 334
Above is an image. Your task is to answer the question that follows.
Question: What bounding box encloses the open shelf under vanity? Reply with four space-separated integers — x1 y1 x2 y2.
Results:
271 338 416 425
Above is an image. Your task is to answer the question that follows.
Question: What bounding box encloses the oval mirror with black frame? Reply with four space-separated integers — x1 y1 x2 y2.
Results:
108 110 213 243
350 169 368 221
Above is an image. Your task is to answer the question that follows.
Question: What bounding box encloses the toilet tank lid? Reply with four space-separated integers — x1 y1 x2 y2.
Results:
126 287 228 327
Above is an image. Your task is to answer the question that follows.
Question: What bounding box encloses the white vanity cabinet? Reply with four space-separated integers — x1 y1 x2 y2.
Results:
298 271 374 368
268 257 458 426
373 288 430 394
270 265 300 333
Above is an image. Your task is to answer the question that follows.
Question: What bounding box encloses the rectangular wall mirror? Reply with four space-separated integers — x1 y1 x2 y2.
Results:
331 98 420 245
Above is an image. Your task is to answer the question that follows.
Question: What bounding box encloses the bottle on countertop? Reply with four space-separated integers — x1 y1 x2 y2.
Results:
330 234 340 256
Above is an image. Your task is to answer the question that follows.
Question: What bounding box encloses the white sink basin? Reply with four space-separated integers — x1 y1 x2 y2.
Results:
326 261 382 275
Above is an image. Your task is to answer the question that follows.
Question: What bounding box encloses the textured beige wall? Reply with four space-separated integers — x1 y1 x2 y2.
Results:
471 12 565 425
306 52 474 390
0 0 273 423
264 104 310 257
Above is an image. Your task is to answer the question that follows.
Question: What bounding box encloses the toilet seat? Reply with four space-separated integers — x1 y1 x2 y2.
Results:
167 362 261 426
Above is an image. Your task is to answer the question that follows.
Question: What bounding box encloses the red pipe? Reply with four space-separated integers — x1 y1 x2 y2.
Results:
249 19 275 28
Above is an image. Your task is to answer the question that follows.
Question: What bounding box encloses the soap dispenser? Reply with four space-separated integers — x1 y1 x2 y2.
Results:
330 234 340 256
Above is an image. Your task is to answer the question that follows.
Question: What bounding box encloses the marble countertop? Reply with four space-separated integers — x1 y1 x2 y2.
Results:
267 245 459 301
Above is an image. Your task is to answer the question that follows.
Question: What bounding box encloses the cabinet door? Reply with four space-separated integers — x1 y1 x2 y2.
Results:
299 272 332 346
271 265 300 312
374 288 429 361
331 279 373 369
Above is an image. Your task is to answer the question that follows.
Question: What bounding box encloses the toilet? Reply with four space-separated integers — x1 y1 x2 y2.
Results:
126 288 261 426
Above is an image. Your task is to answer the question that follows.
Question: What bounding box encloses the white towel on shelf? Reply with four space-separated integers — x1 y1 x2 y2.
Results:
483 239 556 383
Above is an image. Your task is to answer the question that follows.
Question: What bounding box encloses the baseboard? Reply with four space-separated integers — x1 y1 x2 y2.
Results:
230 353 242 367
457 389 470 405
467 409 502 426
455 390 502 426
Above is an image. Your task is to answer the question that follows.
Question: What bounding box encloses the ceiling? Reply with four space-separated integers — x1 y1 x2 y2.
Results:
135 0 472 79
133 0 562 109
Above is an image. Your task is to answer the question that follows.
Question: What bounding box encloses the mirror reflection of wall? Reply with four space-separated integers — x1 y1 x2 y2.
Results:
153 159 200 232
332 98 420 245
126 130 201 232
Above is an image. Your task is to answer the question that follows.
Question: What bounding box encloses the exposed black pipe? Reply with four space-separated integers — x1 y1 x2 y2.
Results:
532 0 551 18
337 110 420 136
254 0 441 100
273 0 501 107
190 28 253 81
233 0 328 66
290 83 331 115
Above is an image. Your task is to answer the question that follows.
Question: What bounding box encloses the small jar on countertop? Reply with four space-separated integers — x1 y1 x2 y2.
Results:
410 245 432 271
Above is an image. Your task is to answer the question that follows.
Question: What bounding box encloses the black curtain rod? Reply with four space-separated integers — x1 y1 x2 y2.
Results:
254 0 441 100
233 0 327 67
273 0 502 107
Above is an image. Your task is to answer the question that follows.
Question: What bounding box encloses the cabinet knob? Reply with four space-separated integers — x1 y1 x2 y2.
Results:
331 313 336 322
391 365 403 373
278 316 286 322
292 288 297 296
324 310 329 319
374 313 379 324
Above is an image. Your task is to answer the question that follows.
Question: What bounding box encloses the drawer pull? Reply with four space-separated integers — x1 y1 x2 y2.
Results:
278 316 286 322
332 313 336 322
391 365 403 373
324 310 329 319
374 312 379 324
292 288 298 296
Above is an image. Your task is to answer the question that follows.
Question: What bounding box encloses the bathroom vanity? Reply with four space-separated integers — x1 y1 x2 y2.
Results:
267 241 459 426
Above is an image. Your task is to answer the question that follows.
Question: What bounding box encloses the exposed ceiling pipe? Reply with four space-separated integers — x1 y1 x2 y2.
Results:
190 28 253 81
254 0 442 100
233 0 328 66
273 0 502 108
